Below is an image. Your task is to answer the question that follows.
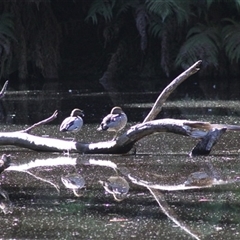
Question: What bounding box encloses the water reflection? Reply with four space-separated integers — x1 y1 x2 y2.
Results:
99 176 130 202
61 173 86 197
0 104 240 238
1 151 239 239
0 188 13 214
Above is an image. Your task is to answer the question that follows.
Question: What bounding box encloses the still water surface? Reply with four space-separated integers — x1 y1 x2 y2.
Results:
0 99 240 239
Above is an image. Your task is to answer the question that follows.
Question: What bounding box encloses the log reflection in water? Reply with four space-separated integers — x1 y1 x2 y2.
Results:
2 155 239 239
147 187 201 240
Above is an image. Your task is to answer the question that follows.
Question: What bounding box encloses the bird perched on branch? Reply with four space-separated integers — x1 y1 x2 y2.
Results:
97 106 127 140
60 108 84 140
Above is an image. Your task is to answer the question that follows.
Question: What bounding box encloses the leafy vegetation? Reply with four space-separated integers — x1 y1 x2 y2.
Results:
0 0 240 95
0 13 16 78
175 24 221 70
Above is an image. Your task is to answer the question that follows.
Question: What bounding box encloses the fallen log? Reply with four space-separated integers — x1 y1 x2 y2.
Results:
0 118 209 153
0 61 238 155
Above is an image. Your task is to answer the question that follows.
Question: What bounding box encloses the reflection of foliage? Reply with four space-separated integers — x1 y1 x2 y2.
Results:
61 202 85 214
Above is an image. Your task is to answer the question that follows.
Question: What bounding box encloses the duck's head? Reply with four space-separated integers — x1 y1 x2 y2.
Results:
110 106 123 114
70 108 84 117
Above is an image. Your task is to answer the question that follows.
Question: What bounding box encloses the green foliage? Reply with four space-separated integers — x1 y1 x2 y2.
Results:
145 0 190 25
206 0 215 9
117 0 139 16
222 19 240 63
235 0 240 10
207 0 240 11
84 0 240 80
148 19 163 39
0 13 16 78
175 24 220 70
85 0 117 24
0 13 16 41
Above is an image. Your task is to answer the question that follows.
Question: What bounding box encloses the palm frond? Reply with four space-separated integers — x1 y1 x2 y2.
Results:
117 0 138 16
175 24 220 70
222 19 240 63
0 13 16 41
145 0 190 25
233 0 240 11
148 20 163 38
85 0 117 24
206 0 215 9
0 13 16 78
0 34 12 77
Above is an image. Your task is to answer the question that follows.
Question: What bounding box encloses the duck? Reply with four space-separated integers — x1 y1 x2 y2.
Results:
60 108 84 140
97 106 127 140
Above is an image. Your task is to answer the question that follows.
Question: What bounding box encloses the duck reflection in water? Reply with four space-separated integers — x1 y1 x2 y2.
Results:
61 173 86 197
99 176 130 202
97 106 127 140
0 154 13 214
0 154 11 174
60 108 84 141
0 188 13 214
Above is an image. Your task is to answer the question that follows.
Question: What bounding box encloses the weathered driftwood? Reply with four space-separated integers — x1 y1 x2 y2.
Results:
0 118 213 154
143 60 202 122
0 61 238 155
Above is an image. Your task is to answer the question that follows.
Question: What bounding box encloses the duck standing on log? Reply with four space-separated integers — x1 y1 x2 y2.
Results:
60 108 84 140
97 106 127 140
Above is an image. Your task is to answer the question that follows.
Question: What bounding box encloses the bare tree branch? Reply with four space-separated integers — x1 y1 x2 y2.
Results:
21 110 58 134
0 80 8 99
143 60 202 123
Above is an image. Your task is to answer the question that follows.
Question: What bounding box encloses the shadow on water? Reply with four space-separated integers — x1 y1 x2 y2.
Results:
1 92 240 239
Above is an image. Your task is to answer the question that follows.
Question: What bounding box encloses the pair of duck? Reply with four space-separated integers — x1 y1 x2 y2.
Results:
59 106 127 140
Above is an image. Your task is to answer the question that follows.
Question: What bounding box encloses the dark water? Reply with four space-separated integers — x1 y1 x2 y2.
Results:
0 93 240 239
